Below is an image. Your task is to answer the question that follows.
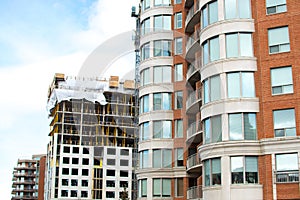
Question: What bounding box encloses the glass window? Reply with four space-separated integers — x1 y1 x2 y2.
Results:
175 37 183 55
176 178 184 196
227 72 255 98
141 68 150 86
273 109 296 137
153 121 172 138
153 93 171 110
141 0 150 11
203 75 221 104
226 33 253 58
140 122 150 141
139 179 147 197
275 153 299 182
268 26 290 54
204 158 221 186
229 113 257 140
140 95 149 113
153 66 171 83
61 190 68 197
231 156 258 184
225 0 251 19
175 12 182 29
141 18 150 35
141 43 150 60
153 149 172 168
154 40 171 57
175 91 183 109
266 0 287 14
154 15 171 31
140 150 149 169
175 64 183 81
175 0 182 4
204 115 222 144
154 0 171 6
153 178 171 197
175 119 183 138
203 37 220 65
202 1 218 28
175 148 184 167
271 66 293 95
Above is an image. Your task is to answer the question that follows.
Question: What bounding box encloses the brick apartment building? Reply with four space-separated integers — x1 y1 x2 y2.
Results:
136 0 300 199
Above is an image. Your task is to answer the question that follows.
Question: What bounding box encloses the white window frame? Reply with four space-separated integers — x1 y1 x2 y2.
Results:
271 66 293 95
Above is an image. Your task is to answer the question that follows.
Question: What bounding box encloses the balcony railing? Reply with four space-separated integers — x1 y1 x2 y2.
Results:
186 89 201 109
186 27 200 53
187 153 201 170
275 170 299 183
186 4 195 25
187 185 203 200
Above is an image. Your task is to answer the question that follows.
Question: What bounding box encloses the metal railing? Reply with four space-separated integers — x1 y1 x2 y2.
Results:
186 89 202 109
187 153 201 169
275 170 299 183
187 185 203 199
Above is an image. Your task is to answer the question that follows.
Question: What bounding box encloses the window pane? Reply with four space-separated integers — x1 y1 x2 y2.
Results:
276 153 298 171
163 93 171 110
143 68 150 85
154 67 163 83
164 66 171 83
211 75 220 101
143 150 149 168
163 150 172 167
153 121 161 138
143 95 149 112
153 93 161 110
225 0 236 19
240 33 253 57
231 157 244 184
175 38 183 55
212 159 221 173
212 115 222 142
204 118 211 143
175 91 183 109
153 179 161 196
204 160 211 186
204 79 209 104
154 41 162 56
143 122 150 140
271 67 293 87
226 33 238 58
163 121 171 138
162 179 171 196
228 72 240 98
141 179 147 197
203 42 209 65
153 150 161 168
176 178 183 196
268 27 289 46
175 119 183 138
273 109 295 129
242 72 255 97
163 41 171 56
246 157 258 172
210 37 220 61
229 113 243 140
175 64 183 81
239 0 251 18
209 1 218 24
244 113 257 140
164 16 171 30
202 6 208 28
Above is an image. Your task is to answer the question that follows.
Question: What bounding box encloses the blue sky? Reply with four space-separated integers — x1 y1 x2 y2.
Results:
0 0 138 198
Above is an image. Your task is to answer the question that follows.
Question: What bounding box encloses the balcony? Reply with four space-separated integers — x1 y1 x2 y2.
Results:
187 185 203 200
186 89 201 114
187 154 202 174
275 170 299 183
186 60 200 87
186 121 203 144
185 0 200 33
186 27 200 62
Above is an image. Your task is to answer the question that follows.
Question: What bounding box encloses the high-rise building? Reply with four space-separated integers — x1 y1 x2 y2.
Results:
136 0 300 199
11 155 46 200
45 73 137 200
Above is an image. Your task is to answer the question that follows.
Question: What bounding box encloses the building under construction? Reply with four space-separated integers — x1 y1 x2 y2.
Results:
45 73 137 200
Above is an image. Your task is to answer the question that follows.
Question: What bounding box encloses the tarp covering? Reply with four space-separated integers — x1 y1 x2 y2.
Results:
47 78 109 113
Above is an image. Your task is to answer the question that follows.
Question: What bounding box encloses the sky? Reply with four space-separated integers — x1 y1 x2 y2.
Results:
0 0 139 198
